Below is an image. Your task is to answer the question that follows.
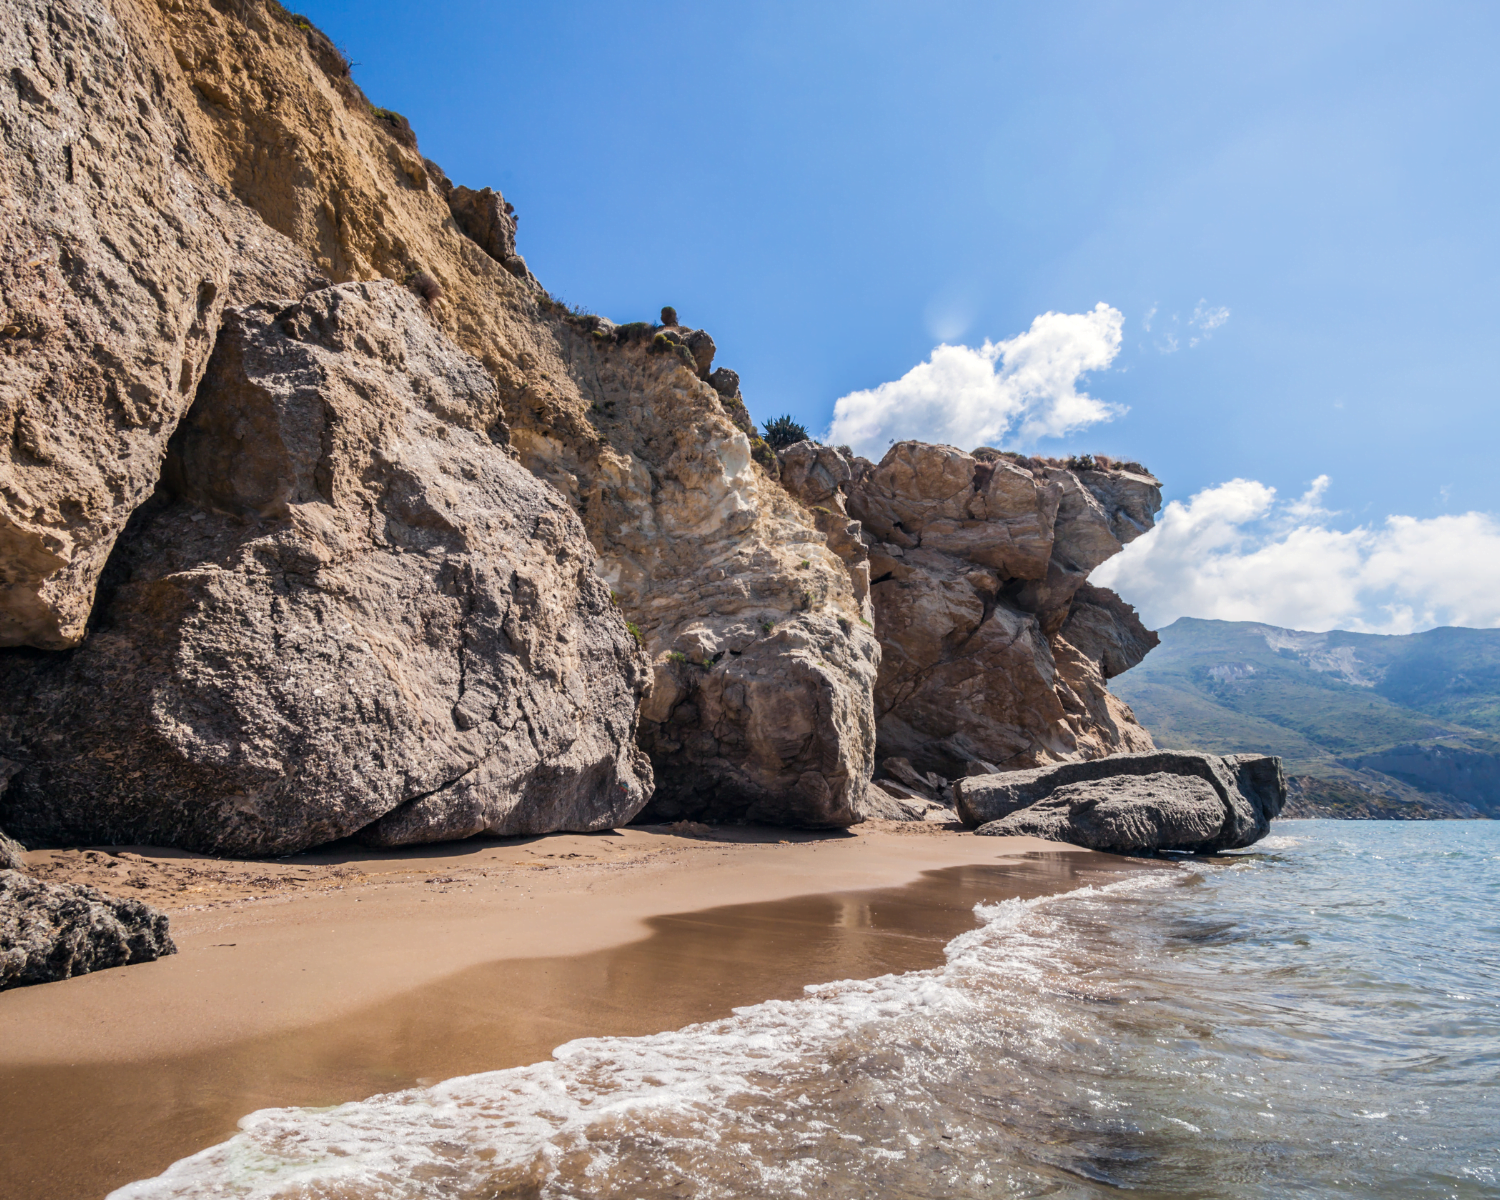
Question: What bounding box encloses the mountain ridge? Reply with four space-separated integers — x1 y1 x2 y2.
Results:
1111 617 1500 818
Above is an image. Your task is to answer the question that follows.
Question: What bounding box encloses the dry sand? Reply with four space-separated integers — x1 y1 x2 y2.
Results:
0 821 1168 1199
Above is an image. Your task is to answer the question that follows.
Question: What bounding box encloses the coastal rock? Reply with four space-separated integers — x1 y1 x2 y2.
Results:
864 782 953 822
959 751 1287 853
76 0 880 828
446 185 518 263
0 0 323 650
776 440 1161 778
0 870 175 990
1059 583 1161 678
0 282 652 855
496 330 879 829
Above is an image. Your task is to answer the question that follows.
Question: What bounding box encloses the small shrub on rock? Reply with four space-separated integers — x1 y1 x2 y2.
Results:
761 414 810 450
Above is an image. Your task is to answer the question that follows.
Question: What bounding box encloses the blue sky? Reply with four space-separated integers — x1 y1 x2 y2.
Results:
295 0 1500 631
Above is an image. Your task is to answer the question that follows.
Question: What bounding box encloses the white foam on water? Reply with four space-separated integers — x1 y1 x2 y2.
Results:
109 871 1177 1200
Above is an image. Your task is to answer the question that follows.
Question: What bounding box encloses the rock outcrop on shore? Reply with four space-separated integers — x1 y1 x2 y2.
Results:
0 0 1169 858
1 869 175 990
1 282 652 855
777 440 1161 781
957 751 1287 853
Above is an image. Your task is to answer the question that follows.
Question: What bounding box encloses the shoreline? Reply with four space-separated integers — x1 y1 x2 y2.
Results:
0 823 1171 1199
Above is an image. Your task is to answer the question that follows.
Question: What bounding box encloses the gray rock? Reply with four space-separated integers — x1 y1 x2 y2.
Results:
864 781 950 822
959 751 1286 853
882 756 948 800
708 367 741 398
683 329 716 378
636 614 877 827
0 282 653 855
0 830 23 874
1 870 175 990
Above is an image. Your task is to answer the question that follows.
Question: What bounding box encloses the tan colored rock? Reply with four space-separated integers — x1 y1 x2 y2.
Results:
781 440 1161 779
122 0 880 827
531 335 878 826
0 282 652 854
0 0 323 648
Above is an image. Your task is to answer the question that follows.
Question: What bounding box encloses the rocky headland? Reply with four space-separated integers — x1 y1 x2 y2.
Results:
0 0 1273 990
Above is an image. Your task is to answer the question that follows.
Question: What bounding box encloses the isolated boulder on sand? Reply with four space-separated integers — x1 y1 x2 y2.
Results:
0 871 176 990
957 751 1286 854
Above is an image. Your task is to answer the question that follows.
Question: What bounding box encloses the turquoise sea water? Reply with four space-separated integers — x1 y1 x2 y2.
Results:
117 820 1499 1198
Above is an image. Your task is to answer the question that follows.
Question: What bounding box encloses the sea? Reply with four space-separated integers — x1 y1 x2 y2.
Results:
112 820 1498 1199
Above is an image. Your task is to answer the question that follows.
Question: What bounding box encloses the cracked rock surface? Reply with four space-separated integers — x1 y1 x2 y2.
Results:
780 440 1162 780
959 750 1287 853
0 282 652 855
0 0 323 650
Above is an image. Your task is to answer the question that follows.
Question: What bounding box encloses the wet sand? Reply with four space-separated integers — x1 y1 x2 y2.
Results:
0 822 1166 1199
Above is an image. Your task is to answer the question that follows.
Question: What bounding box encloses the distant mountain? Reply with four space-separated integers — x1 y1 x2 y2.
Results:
1110 618 1500 819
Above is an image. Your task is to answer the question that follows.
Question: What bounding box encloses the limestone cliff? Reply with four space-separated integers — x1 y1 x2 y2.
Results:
778 440 1160 780
0 0 1161 853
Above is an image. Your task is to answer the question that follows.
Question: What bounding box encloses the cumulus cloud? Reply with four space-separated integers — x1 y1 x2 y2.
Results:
1093 478 1500 634
826 303 1124 460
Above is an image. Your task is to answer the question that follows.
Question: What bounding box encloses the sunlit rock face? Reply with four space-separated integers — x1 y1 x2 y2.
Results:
0 283 653 855
780 440 1161 781
521 332 879 828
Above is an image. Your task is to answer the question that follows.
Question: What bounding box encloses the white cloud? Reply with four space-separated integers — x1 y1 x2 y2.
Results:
1146 300 1229 352
826 303 1124 459
1093 477 1500 634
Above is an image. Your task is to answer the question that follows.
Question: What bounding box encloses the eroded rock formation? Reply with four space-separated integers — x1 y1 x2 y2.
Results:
0 282 652 854
0 0 1167 854
778 440 1161 780
1 869 176 990
957 751 1287 853
0 0 322 649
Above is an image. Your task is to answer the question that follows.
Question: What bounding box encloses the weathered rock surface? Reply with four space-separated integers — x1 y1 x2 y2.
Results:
959 751 1287 853
530 331 878 827
68 0 879 828
0 829 23 873
1 0 324 649
1 869 175 990
1060 583 1160 678
0 282 652 854
778 440 1161 779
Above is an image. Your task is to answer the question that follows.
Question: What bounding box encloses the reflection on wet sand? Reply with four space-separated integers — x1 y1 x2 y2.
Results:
0 851 1147 1200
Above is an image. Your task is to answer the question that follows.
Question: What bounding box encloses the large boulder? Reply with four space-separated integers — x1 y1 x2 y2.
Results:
0 282 653 855
0 0 323 650
958 751 1287 853
1 870 175 990
779 440 1161 779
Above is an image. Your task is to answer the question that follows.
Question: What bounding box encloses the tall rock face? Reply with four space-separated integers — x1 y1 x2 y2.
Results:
530 326 879 827
0 282 652 855
0 0 322 650
116 0 880 827
780 440 1160 780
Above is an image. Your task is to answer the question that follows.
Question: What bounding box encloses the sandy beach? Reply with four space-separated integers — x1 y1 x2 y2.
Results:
0 822 1163 1199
